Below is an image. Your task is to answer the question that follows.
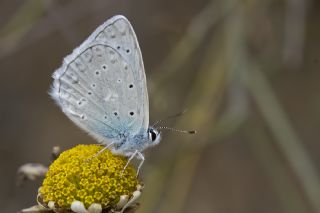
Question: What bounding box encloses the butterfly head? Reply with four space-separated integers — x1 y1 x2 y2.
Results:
147 127 161 146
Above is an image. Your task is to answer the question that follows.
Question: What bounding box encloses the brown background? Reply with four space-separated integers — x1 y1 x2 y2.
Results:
1 0 320 212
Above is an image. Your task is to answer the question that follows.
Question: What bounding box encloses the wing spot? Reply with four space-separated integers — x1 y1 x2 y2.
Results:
74 59 86 72
93 46 104 57
117 46 121 50
102 65 107 70
126 49 130 53
68 73 79 84
82 49 93 63
95 71 100 75
129 111 134 116
88 91 92 95
129 84 133 88
92 84 96 88
81 115 86 120
114 112 118 116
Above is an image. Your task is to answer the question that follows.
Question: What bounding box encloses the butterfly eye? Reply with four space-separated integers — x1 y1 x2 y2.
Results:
149 129 157 142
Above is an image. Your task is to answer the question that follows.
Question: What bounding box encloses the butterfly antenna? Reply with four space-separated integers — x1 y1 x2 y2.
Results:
153 109 188 127
158 126 196 134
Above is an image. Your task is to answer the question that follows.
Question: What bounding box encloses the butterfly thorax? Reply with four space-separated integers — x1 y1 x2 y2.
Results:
110 127 161 156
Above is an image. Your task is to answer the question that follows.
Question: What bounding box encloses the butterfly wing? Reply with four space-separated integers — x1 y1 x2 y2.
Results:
92 15 149 134
50 15 149 145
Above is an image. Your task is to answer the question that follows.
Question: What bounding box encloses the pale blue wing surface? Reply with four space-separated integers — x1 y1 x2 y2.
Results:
50 15 149 146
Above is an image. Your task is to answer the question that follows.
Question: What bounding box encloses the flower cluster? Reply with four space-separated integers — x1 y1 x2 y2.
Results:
39 144 139 210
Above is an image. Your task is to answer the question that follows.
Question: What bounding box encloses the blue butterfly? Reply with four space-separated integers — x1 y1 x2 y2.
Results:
50 15 194 174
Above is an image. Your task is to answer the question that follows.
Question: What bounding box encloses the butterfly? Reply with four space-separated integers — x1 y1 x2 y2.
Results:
50 15 194 174
50 15 162 173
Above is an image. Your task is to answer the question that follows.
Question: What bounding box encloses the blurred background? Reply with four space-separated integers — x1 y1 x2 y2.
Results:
1 0 320 212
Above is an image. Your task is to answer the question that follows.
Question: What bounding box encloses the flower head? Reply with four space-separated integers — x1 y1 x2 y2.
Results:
39 144 140 211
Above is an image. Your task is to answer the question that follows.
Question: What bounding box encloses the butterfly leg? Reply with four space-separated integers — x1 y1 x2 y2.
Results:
85 142 114 162
123 151 144 176
136 151 145 176
123 150 138 173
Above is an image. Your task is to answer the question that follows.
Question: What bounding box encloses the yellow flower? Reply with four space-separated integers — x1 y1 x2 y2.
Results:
40 144 139 209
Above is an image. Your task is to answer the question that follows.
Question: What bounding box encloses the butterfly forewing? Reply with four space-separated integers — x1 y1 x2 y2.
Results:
91 16 149 134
